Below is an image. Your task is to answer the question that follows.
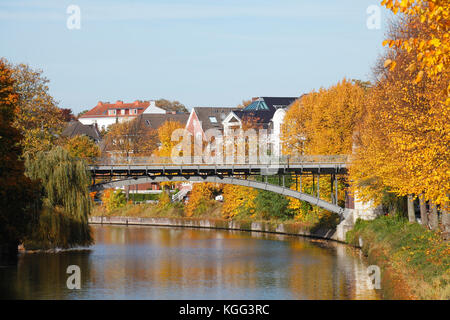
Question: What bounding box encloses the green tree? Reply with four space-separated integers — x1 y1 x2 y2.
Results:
0 59 40 260
101 189 127 213
24 147 93 249
254 190 293 220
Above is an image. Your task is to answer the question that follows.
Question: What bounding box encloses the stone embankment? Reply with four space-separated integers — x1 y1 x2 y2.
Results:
89 216 351 242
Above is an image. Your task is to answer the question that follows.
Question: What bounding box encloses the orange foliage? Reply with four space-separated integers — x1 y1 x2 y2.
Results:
185 183 219 217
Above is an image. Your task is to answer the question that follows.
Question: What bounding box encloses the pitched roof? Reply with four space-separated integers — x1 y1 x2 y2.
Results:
243 97 298 112
61 120 101 141
193 107 235 131
79 100 150 118
137 113 190 131
233 110 275 125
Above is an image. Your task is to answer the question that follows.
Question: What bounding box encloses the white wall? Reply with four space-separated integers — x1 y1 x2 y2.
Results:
271 109 286 156
79 116 134 131
143 100 166 114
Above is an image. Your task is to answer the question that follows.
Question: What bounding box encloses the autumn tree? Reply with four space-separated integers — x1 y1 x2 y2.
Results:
280 80 365 223
350 15 450 215
155 99 188 113
221 184 257 219
185 183 220 217
104 119 158 157
101 189 127 213
8 62 64 156
155 120 185 158
381 0 449 93
60 108 76 122
0 59 40 260
63 135 101 160
282 79 365 156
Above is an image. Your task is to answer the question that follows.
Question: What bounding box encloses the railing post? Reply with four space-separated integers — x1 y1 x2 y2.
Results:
335 175 338 206
317 173 320 199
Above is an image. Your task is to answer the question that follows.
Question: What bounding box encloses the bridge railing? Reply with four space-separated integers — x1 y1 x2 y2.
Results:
88 155 349 166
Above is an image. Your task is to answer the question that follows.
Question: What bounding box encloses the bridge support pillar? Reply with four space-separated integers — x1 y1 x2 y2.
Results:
334 210 354 242
352 193 383 223
333 192 383 242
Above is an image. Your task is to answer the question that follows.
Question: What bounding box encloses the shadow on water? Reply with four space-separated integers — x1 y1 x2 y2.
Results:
0 249 92 299
0 225 380 300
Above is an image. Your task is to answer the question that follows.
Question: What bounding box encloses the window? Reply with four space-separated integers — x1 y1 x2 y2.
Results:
108 109 116 116
132 109 137 114
209 116 217 123
145 120 151 126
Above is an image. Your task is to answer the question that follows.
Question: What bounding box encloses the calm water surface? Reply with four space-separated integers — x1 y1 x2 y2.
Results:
0 225 380 299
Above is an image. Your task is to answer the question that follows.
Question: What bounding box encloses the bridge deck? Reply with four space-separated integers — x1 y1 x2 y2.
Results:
89 162 347 177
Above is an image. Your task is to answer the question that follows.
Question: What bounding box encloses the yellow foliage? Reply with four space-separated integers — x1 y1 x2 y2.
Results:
381 0 449 100
221 184 257 219
185 183 219 217
350 16 450 208
63 135 100 160
155 120 185 158
282 78 365 156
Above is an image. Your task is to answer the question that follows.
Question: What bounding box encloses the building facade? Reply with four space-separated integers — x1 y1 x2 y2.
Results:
78 100 166 131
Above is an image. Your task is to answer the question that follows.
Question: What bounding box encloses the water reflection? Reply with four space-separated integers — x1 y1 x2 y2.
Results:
0 225 380 300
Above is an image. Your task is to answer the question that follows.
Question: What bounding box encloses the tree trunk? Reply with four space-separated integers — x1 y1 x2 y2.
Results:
419 195 428 226
407 194 415 223
429 203 439 230
441 208 450 240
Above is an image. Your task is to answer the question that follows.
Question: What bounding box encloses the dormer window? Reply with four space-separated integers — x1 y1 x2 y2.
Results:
132 109 137 115
209 116 217 123
121 109 126 115
108 109 117 116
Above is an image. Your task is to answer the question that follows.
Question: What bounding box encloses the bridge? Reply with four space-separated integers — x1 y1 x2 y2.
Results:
88 155 351 218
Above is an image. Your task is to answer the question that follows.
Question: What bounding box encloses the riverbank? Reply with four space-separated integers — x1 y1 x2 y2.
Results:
89 215 339 241
346 215 450 300
90 203 342 241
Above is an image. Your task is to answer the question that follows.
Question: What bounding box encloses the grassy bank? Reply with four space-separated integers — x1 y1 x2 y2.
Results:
91 202 339 233
346 215 450 300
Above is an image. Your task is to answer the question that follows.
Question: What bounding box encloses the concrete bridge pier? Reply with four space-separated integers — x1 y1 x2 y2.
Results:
334 193 383 242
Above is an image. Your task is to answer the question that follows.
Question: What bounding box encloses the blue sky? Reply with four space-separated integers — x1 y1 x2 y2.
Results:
0 0 388 113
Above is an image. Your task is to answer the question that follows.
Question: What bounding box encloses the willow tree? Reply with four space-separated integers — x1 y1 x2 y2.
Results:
25 147 93 249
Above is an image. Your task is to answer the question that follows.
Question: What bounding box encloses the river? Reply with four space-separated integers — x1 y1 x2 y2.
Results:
0 225 380 299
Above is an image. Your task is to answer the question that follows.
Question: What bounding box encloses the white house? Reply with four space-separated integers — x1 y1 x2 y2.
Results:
78 100 165 131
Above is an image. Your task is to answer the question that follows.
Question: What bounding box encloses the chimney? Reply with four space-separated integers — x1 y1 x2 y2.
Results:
97 101 103 106
252 97 259 102
116 100 123 105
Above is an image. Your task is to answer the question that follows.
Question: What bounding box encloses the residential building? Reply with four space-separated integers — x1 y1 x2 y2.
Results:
220 97 299 156
185 107 235 140
78 100 167 131
61 120 102 143
137 113 190 132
